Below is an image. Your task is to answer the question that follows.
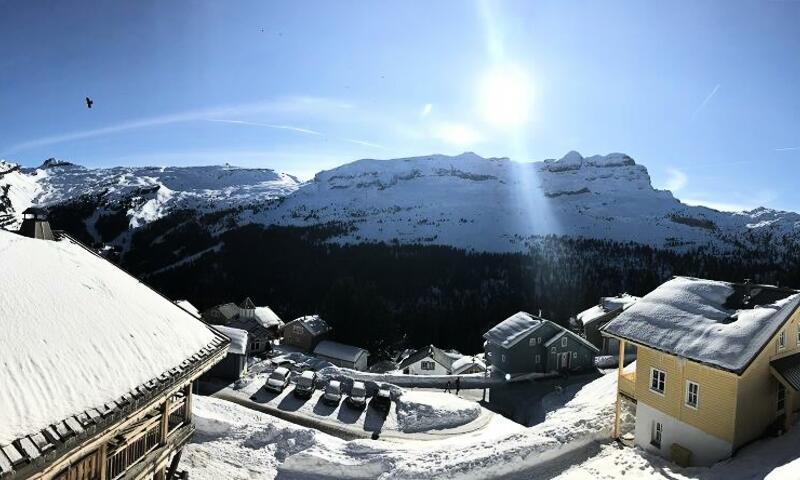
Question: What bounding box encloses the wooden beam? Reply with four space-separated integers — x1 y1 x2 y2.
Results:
613 339 626 439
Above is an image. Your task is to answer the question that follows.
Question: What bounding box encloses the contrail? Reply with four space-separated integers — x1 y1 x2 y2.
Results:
691 84 721 121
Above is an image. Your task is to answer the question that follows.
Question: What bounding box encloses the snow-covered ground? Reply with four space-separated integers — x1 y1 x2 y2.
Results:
186 371 800 479
395 391 481 433
186 373 617 479
553 416 800 480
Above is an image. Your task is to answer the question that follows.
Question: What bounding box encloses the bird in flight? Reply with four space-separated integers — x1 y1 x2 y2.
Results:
85 97 93 109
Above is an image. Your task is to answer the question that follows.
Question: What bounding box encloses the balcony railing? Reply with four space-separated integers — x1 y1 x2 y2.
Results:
619 371 636 399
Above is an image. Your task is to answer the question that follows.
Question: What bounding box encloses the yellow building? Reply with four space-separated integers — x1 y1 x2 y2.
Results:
602 276 800 466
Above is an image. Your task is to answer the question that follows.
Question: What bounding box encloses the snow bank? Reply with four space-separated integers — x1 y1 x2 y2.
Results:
282 373 620 479
0 231 217 445
395 391 481 433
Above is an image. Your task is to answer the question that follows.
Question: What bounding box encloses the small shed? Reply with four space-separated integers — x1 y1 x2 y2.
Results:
313 340 369 371
283 315 331 351
205 325 249 380
451 356 486 375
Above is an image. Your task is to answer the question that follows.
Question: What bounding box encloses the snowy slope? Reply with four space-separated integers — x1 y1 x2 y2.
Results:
2 152 800 253
0 158 300 230
0 229 217 445
250 151 800 252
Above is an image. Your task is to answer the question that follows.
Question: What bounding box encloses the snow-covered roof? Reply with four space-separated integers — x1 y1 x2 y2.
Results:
214 325 249 355
483 311 546 348
543 330 600 353
576 293 640 326
292 315 331 336
175 299 200 318
253 306 283 328
0 230 223 445
313 340 368 363
602 277 800 373
398 345 456 369
451 356 486 374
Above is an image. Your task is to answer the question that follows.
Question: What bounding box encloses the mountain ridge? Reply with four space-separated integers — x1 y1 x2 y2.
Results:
1 152 798 253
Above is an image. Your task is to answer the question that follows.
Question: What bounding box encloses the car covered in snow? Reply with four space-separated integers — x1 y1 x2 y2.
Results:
371 387 392 412
265 366 291 393
322 380 342 405
346 381 367 408
293 370 316 398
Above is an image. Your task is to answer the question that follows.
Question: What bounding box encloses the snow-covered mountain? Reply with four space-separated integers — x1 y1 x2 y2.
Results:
2 152 799 253
249 151 800 252
0 158 300 231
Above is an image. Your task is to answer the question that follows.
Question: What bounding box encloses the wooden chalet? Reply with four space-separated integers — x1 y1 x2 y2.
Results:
0 220 228 479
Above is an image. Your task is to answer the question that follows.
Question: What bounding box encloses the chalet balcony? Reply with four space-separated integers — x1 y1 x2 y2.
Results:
619 371 636 399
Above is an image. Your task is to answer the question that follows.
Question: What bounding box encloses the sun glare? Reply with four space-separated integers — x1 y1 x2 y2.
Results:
479 65 532 127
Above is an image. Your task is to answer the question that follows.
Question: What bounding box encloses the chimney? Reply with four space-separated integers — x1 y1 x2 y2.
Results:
18 207 55 241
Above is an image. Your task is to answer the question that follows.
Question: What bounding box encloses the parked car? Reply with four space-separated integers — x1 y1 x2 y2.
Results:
346 381 367 408
294 370 317 399
323 380 342 405
265 366 291 393
371 387 392 412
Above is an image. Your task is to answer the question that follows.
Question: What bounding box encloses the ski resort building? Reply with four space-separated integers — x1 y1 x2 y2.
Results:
572 293 639 355
603 277 800 467
201 298 283 355
283 315 331 351
484 312 599 375
0 226 228 479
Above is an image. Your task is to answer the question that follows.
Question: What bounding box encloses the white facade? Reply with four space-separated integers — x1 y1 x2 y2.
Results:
634 401 733 466
404 356 450 375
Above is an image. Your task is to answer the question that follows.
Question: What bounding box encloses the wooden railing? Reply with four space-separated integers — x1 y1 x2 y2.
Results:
106 420 161 480
619 371 636 399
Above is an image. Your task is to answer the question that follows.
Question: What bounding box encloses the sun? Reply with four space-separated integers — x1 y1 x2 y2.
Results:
479 65 532 127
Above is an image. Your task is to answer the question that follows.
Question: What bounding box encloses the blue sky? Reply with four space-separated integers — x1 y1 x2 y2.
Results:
1 0 798 211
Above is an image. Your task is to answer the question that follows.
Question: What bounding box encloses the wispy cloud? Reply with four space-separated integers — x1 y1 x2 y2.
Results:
1 96 352 155
775 146 800 151
420 103 433 118
204 119 323 136
342 138 386 149
664 168 688 192
691 83 721 121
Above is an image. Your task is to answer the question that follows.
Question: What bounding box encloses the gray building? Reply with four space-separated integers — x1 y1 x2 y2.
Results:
201 298 283 355
572 294 639 355
313 340 369 371
206 325 249 380
484 311 599 375
283 315 331 351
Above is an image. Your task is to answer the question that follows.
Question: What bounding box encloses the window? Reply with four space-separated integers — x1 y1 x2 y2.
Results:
537 337 542 344
535 354 541 364
529 337 536 347
292 325 303 335
778 383 786 413
686 381 699 409
421 360 435 371
501 354 506 363
572 351 577 358
778 331 786 349
797 324 800 346
551 347 556 353
650 368 666 394
561 337 568 347
651 421 663 448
